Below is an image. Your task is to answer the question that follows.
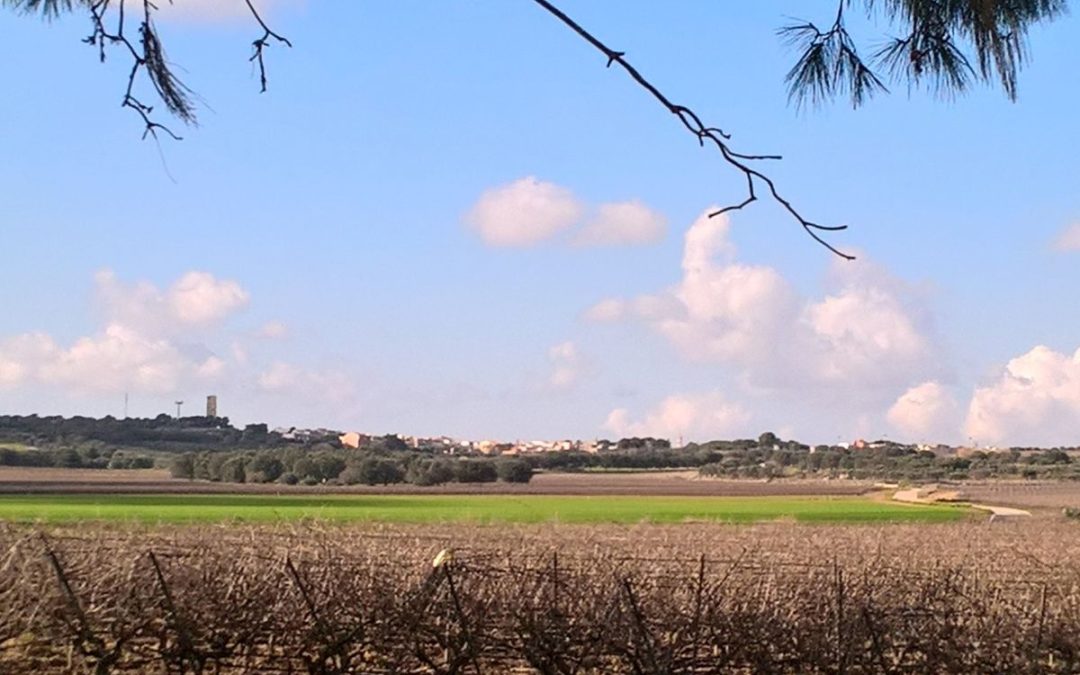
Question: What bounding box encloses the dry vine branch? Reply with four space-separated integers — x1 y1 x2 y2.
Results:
530 0 854 259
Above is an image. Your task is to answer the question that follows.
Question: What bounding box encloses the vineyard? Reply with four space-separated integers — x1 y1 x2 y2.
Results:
2 521 1080 673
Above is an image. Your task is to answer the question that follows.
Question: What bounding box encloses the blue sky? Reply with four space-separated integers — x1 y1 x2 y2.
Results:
1 1 1077 446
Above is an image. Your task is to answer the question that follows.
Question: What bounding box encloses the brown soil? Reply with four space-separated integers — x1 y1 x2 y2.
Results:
0 466 872 496
961 480 1080 513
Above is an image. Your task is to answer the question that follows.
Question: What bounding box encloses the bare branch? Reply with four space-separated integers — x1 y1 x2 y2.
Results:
245 0 292 93
70 0 292 139
531 0 853 259
82 0 189 140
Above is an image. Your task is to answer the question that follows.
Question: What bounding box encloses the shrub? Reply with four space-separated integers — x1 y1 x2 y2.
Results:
205 454 229 481
220 456 247 483
291 457 318 481
454 460 498 484
496 458 533 483
312 453 347 480
127 456 155 469
169 453 196 480
406 459 455 486
277 472 299 485
341 458 405 485
107 451 154 470
55 448 84 468
246 454 284 483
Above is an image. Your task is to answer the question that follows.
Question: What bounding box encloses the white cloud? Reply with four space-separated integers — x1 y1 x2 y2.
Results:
0 270 371 427
0 333 58 389
169 272 250 324
0 271 253 396
887 381 959 442
465 177 583 247
465 177 668 248
1052 222 1080 252
804 284 930 385
255 320 289 339
36 324 195 394
95 269 249 334
575 200 666 247
590 208 939 395
196 356 228 379
153 0 301 24
547 340 581 389
257 361 355 401
583 298 626 322
965 345 1080 447
0 359 20 388
605 391 751 442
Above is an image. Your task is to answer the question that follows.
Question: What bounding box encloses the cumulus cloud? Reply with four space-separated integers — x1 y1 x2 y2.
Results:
965 345 1080 447
465 177 583 247
95 269 249 334
574 200 667 247
588 209 939 395
805 284 930 385
1051 222 1080 252
40 325 187 394
0 270 369 426
0 270 258 397
547 341 581 389
887 381 959 442
169 272 250 324
583 298 626 322
604 391 751 442
0 324 220 395
0 333 57 389
465 177 667 248
196 355 228 379
0 359 20 388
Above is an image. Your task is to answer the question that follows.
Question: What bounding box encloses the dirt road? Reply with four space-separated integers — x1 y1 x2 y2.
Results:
893 487 1030 519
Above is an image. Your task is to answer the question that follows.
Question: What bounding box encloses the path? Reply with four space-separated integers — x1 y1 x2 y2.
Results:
892 487 1031 519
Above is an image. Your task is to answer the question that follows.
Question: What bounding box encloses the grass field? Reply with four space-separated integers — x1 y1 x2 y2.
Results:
0 493 966 524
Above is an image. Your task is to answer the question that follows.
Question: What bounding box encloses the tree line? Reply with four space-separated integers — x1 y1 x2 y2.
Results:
0 414 284 452
697 444 1079 482
167 448 534 487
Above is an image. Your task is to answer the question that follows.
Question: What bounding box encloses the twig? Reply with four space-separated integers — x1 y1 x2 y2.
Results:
621 577 661 674
530 0 853 259
78 0 291 138
41 535 118 674
83 0 189 140
443 563 483 675
245 0 293 93
148 550 202 673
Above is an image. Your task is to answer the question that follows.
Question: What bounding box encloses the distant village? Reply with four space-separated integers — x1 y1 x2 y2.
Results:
284 429 636 456
277 427 1071 458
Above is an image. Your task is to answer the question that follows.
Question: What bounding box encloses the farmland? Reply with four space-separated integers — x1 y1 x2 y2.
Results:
0 465 874 495
5 468 1079 673
0 492 965 524
3 520 1080 673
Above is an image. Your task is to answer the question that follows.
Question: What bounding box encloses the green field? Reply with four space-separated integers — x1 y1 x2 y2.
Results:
0 493 967 524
